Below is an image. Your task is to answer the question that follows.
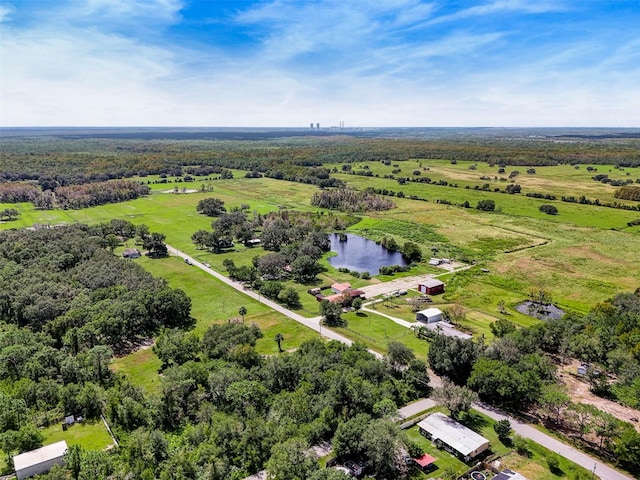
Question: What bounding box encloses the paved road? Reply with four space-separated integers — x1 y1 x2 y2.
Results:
472 402 630 480
168 245 632 480
167 245 383 359
398 396 631 480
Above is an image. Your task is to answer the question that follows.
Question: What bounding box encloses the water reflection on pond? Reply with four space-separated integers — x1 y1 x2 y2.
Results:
328 233 408 275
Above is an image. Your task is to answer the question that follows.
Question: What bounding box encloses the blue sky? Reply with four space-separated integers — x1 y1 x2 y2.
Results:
1 0 638 127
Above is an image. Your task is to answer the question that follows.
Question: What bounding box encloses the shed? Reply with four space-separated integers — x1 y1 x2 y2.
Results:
414 453 436 470
417 413 489 461
418 279 445 295
416 308 444 323
122 248 141 259
429 258 442 266
13 441 68 480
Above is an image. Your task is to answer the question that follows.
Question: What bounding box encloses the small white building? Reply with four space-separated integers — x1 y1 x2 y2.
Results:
416 307 444 323
13 441 68 480
417 413 489 461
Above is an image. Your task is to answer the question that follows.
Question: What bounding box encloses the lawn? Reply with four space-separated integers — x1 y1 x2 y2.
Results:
111 347 163 394
41 419 113 450
331 310 430 357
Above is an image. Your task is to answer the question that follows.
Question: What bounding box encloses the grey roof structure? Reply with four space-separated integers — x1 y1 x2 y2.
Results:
417 413 489 457
13 441 68 472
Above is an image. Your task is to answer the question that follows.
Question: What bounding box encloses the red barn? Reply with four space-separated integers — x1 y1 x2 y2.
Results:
418 279 445 295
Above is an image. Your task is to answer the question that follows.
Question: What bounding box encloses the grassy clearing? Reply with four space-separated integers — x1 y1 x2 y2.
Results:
41 419 113 450
111 348 162 394
332 310 430 357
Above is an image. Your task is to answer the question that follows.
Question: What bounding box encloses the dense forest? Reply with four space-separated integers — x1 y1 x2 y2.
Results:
2 135 640 186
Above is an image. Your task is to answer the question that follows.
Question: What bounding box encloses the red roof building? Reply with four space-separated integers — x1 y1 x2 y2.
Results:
414 453 436 469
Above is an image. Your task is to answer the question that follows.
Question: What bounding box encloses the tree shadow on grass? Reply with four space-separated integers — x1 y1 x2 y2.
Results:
356 312 368 317
460 411 489 431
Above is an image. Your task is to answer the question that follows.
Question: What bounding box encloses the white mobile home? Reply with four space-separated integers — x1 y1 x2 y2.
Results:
417 413 489 461
13 441 68 480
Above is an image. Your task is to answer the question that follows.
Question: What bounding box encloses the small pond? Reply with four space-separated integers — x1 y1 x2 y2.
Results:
328 233 408 275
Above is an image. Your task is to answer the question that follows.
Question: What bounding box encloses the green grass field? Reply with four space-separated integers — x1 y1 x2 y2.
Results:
40 419 113 450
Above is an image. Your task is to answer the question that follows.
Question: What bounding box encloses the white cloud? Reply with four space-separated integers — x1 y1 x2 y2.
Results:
0 3 13 23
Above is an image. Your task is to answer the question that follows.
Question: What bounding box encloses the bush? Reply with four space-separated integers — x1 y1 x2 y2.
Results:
493 419 512 441
539 204 558 215
547 456 560 473
513 435 530 457
477 199 496 211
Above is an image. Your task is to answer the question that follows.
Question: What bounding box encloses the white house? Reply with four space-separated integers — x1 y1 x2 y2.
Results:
417 413 489 461
13 441 68 480
416 307 444 323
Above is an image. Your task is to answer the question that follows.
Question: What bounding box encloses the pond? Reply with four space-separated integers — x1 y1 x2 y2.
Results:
328 233 408 275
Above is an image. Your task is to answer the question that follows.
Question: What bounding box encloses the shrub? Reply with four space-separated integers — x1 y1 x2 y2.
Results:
539 204 558 215
477 199 496 211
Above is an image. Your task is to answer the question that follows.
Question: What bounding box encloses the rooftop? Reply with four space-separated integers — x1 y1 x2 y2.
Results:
417 307 443 317
414 453 436 467
421 278 445 288
417 413 489 457
13 441 68 471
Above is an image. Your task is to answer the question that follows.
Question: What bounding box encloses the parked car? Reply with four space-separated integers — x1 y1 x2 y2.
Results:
184 258 192 265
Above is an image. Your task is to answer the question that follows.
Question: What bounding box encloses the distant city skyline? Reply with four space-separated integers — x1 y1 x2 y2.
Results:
1 0 638 127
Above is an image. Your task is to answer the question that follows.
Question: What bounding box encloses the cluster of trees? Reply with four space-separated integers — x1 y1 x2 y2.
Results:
311 188 395 212
196 197 227 217
220 214 332 294
561 195 640 211
193 207 256 252
0 182 39 202
0 223 190 349
614 185 640 201
427 290 640 474
476 199 496 211
539 204 558 215
0 208 20 221
52 180 150 210
0 179 150 210
7 325 431 480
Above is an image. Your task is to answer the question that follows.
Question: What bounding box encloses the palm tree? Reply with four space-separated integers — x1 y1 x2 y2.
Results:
239 306 247 324
274 333 284 352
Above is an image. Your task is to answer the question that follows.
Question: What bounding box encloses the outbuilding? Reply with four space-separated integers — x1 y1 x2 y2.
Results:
418 279 445 295
416 307 444 323
417 413 489 461
122 248 141 259
13 441 68 480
